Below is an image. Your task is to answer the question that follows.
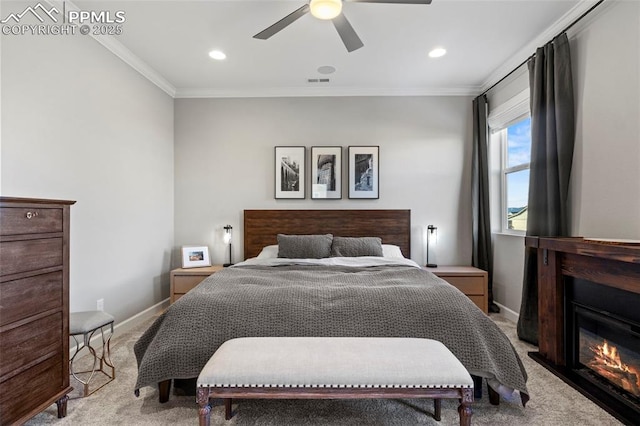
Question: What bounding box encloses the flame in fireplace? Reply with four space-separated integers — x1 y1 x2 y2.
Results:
588 340 640 397
593 341 628 371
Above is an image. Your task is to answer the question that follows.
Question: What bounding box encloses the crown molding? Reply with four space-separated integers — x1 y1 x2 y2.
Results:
174 86 479 99
40 0 469 99
44 0 176 97
36 0 475 100
43 0 612 100
479 0 611 95
90 35 176 97
562 0 617 38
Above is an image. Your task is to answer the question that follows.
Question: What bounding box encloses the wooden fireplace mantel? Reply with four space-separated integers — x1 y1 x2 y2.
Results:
526 236 640 366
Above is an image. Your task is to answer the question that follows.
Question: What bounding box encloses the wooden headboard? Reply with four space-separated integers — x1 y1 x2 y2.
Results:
244 209 411 260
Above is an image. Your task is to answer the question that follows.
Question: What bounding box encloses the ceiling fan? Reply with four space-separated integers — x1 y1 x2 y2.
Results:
253 0 432 53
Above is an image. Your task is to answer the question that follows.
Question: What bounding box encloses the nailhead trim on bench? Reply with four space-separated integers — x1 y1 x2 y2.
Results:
200 383 474 389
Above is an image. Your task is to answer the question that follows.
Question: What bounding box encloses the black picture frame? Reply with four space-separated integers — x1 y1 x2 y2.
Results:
348 146 379 199
311 146 342 200
275 146 305 199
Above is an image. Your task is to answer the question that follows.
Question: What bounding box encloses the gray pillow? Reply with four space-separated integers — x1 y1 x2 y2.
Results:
277 234 333 259
331 236 383 257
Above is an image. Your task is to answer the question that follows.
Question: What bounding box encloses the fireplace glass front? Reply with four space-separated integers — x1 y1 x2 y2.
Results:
573 305 640 407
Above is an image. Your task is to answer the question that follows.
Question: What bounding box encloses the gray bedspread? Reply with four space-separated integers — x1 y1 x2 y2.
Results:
134 265 528 402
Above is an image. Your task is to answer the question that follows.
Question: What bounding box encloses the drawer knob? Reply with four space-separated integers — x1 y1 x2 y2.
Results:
26 211 39 219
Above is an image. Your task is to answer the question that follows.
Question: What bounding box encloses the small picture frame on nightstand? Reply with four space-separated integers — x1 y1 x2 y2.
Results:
181 246 211 268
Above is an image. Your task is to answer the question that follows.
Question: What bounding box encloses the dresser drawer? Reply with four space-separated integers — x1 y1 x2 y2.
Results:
174 275 208 293
0 271 63 326
440 276 485 295
0 207 63 236
467 295 486 311
170 266 223 304
0 312 63 380
0 352 64 425
0 238 62 276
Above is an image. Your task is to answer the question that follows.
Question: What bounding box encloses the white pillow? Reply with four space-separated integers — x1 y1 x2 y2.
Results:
381 244 404 258
256 245 279 259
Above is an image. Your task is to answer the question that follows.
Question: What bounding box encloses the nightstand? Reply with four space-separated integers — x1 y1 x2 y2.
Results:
170 265 224 304
423 266 488 314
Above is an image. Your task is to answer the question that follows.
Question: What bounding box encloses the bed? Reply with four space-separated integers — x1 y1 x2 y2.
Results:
134 209 529 407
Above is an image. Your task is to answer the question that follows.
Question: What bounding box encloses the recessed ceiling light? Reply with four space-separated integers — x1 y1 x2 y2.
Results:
428 47 447 58
209 50 226 60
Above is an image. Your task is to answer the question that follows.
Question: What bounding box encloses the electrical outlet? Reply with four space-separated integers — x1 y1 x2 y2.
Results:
97 298 104 311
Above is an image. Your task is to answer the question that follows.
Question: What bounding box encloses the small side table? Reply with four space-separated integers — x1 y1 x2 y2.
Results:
423 266 488 314
170 265 224 304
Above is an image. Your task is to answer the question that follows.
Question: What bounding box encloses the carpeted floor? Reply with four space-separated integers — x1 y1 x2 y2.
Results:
27 314 621 425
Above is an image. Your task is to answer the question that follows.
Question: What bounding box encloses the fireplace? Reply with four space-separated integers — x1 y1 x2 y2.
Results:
525 237 640 425
567 278 640 415
576 312 640 399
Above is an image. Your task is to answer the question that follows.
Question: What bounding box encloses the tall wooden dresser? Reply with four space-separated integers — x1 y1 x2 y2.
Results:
0 197 75 424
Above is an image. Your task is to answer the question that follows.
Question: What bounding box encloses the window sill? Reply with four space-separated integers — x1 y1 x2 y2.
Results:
493 232 526 238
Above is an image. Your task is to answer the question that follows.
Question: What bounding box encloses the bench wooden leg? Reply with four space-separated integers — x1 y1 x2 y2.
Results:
458 388 473 426
196 387 211 426
224 398 233 420
433 399 441 421
158 379 171 403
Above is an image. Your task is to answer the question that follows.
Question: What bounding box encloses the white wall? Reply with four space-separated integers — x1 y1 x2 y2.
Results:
1 24 175 323
570 0 640 239
486 0 640 317
174 96 473 266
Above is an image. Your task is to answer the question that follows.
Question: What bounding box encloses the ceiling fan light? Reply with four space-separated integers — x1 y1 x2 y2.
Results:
310 0 343 20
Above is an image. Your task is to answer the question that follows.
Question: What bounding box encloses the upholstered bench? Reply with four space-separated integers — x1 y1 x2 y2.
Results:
196 337 473 426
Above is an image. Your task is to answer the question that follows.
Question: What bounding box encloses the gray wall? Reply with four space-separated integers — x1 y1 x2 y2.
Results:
570 0 640 238
486 0 640 318
174 96 474 266
1 26 174 323
4 1 634 322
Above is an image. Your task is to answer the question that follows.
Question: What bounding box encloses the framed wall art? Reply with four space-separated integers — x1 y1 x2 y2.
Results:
275 146 305 199
311 146 342 199
348 146 379 199
181 246 211 268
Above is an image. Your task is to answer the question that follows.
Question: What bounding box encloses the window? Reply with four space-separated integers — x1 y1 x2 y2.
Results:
502 117 531 232
488 88 531 234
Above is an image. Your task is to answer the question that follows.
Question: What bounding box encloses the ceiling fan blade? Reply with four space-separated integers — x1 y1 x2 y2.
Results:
253 4 310 40
332 14 364 52
347 0 432 4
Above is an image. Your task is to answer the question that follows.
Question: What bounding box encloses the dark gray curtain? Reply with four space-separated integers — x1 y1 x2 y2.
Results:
517 33 575 344
471 95 497 311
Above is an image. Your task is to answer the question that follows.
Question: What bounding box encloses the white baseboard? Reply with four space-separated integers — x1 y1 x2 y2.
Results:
70 298 169 357
494 302 519 323
112 298 169 337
